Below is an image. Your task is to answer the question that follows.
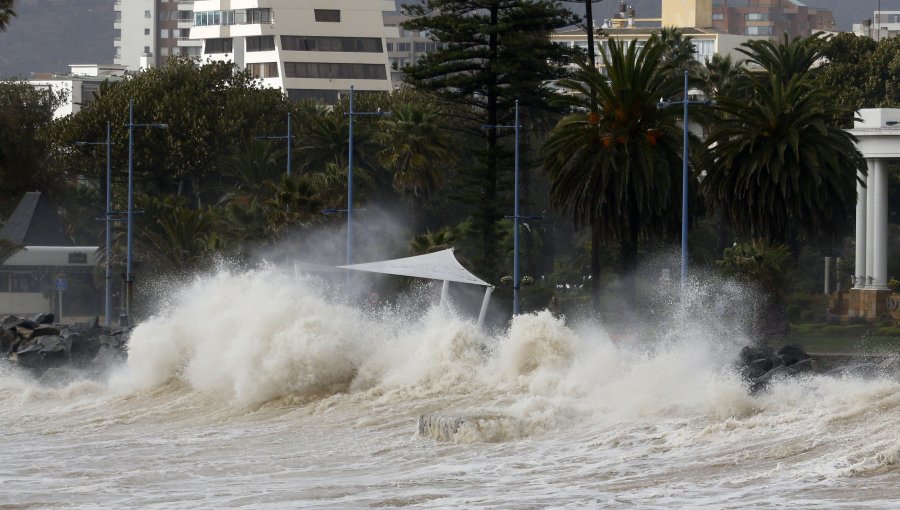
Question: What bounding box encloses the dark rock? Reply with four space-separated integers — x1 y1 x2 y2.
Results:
31 325 61 338
777 344 811 367
68 332 101 361
86 316 99 330
33 313 54 325
0 329 15 352
2 315 20 330
15 325 34 339
742 357 774 380
738 345 774 366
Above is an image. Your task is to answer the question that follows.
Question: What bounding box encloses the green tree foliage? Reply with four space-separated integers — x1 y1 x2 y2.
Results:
820 33 900 122
698 53 747 100
402 0 578 275
701 35 866 247
0 80 66 216
374 102 457 197
542 39 691 310
51 57 291 206
132 195 222 274
0 0 15 31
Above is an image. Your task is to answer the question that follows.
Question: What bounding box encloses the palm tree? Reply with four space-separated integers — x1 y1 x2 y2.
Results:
542 38 689 311
701 35 866 247
264 174 325 237
373 103 457 197
701 35 866 343
217 142 282 204
699 53 747 100
653 26 697 70
0 0 16 32
132 196 221 274
410 227 459 255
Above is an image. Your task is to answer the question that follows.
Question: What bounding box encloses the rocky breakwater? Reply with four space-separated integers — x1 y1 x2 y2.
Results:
1 314 129 380
738 343 899 393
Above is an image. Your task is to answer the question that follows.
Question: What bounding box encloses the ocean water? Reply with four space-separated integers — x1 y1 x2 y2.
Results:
1 268 898 509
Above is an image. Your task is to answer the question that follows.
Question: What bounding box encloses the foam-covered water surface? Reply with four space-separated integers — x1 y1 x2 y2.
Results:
1 267 897 508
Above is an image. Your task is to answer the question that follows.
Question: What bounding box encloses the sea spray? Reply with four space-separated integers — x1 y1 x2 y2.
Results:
2 265 899 507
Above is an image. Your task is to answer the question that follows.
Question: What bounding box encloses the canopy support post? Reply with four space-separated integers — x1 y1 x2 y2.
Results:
476 286 494 329
440 280 450 308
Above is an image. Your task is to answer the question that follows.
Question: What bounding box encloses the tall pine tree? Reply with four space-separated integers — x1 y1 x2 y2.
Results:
402 0 578 276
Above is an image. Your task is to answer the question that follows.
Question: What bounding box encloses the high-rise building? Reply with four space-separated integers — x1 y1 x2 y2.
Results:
190 1 396 103
711 0 835 38
114 0 203 71
382 12 441 88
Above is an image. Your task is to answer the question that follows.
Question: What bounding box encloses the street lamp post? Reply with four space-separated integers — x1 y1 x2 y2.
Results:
124 98 167 326
484 100 538 316
658 70 711 290
75 121 113 327
342 85 389 301
254 112 293 176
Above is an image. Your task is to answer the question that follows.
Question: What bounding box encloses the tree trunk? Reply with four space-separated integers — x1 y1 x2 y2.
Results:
480 5 500 275
590 221 601 315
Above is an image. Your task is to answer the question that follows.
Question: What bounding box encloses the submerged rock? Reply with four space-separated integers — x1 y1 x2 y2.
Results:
737 344 815 393
2 315 130 377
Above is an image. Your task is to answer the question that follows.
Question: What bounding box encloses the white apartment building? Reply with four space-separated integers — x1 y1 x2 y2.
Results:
29 64 128 119
114 0 203 71
382 12 440 88
853 11 900 40
190 1 396 103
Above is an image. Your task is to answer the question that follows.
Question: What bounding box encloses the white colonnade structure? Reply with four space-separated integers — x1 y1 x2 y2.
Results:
848 108 900 319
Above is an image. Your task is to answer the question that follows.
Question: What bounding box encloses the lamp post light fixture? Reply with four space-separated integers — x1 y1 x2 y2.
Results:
657 70 712 291
254 112 294 176
341 85 389 302
124 98 168 326
75 121 114 327
483 100 540 316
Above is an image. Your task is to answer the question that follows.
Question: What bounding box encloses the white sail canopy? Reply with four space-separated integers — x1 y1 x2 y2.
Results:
337 248 491 287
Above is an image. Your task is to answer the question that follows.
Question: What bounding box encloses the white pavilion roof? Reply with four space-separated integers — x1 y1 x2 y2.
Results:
337 248 491 287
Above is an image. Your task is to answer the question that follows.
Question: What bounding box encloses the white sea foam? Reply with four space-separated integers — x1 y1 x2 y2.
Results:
2 266 898 508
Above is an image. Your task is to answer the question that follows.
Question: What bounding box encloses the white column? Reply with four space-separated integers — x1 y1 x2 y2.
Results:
854 171 867 288
865 160 877 287
872 158 890 289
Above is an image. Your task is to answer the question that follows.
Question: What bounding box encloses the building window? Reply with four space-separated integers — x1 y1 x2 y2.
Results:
194 10 235 26
397 42 411 52
745 13 772 22
693 39 714 61
247 62 279 78
9 273 39 293
281 36 383 53
145 10 151 18
245 8 273 24
287 89 339 104
284 62 387 80
205 38 233 54
712 13 723 21
246 36 276 52
386 42 393 51
144 28 150 35
745 26 774 35
314 9 341 22
114 11 121 22
160 29 169 39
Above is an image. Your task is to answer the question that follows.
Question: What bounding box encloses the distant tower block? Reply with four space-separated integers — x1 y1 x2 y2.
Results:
662 0 713 29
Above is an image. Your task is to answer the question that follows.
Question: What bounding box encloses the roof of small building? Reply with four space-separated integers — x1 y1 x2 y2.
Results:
0 192 74 247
